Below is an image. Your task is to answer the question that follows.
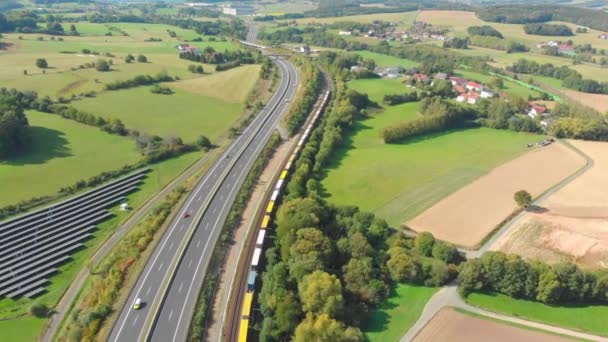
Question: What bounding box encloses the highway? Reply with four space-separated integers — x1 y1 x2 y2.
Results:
108 57 298 342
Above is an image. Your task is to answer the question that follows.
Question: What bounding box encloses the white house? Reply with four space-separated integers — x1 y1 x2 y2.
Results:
339 31 352 36
480 89 494 98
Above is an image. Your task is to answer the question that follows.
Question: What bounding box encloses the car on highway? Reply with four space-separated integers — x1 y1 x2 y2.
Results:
184 212 191 219
133 298 142 310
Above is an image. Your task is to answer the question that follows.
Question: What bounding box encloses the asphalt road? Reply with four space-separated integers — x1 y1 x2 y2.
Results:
108 57 298 342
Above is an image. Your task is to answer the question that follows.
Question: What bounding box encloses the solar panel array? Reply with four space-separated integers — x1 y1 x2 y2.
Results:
0 168 149 299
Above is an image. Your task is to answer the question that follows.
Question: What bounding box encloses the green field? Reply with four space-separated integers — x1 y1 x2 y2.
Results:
0 110 141 207
468 292 608 336
0 316 45 342
70 65 259 143
364 284 438 342
0 21 240 100
354 50 418 68
321 78 540 226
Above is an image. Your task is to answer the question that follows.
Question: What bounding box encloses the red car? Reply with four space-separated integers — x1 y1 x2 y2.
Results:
184 212 191 219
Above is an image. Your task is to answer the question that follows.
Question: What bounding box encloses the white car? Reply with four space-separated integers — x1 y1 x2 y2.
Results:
133 298 142 310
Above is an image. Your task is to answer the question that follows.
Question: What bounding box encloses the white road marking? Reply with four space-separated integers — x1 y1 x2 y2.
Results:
179 224 184 232
188 258 193 269
178 281 184 294
168 309 174 321
196 240 201 248
169 242 174 250
213 207 217 214
219 195 224 201
197 195 202 201
158 263 164 271
226 183 231 188
146 286 152 296
131 315 139 327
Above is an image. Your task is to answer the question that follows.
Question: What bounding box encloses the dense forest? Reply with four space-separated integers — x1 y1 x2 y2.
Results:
477 5 608 31
0 88 31 159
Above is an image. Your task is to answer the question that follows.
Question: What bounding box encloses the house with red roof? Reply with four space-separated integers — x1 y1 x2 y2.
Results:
177 44 201 55
449 76 466 87
527 101 549 119
466 81 483 92
454 85 466 94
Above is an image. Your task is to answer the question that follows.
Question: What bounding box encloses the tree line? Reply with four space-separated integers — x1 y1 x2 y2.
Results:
477 4 608 32
508 58 608 94
178 46 260 65
104 73 176 91
286 57 323 136
467 25 504 39
459 251 608 304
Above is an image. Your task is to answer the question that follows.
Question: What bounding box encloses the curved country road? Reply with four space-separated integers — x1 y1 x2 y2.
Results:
402 141 608 342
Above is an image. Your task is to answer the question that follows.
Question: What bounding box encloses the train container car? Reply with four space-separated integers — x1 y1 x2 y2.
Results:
242 292 254 318
256 230 266 247
270 190 279 202
275 179 284 191
251 247 262 270
247 270 257 291
260 215 271 229
280 170 288 180
265 201 274 214
238 319 249 342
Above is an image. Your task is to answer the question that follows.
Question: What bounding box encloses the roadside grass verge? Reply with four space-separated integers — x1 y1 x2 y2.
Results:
364 283 438 342
0 110 141 208
467 292 608 337
187 132 282 341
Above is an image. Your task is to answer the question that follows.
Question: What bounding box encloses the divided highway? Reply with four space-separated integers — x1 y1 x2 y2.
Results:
109 57 298 342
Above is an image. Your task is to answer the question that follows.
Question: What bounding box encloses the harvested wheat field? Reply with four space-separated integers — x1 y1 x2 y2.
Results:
407 142 585 248
495 140 608 268
562 90 608 113
414 308 572 342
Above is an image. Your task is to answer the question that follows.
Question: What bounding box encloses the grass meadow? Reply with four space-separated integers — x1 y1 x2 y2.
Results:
0 22 241 99
292 10 419 27
70 65 260 142
364 284 438 342
468 292 608 336
354 50 418 68
321 78 539 227
0 110 141 207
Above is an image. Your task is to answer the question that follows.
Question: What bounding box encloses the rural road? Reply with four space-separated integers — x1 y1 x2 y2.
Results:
402 141 605 341
108 57 298 342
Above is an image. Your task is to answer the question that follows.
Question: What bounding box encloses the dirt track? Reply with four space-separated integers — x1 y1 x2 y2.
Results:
414 308 573 342
495 140 608 268
408 142 585 248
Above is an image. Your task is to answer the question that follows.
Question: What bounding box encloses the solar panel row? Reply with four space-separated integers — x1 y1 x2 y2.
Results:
0 169 148 299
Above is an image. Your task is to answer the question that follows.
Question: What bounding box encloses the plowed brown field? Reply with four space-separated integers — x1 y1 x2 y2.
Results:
495 140 608 268
414 308 572 342
408 142 585 248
